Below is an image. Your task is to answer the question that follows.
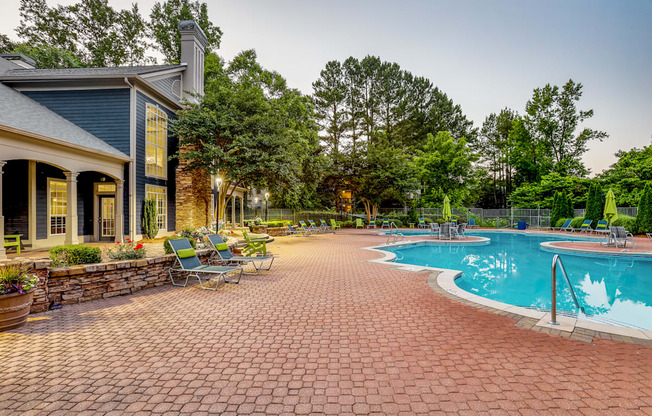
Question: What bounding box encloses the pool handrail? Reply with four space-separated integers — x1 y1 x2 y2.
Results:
549 254 584 325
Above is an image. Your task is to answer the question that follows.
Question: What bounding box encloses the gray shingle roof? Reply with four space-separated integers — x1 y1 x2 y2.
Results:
0 83 129 159
0 64 183 78
0 57 22 73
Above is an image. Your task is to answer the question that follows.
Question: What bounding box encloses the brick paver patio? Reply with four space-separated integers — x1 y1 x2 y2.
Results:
1 230 651 415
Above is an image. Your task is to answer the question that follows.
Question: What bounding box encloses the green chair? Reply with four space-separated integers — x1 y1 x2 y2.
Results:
3 234 22 254
367 218 376 229
168 238 242 290
207 234 273 275
356 218 364 228
330 219 341 231
242 229 268 256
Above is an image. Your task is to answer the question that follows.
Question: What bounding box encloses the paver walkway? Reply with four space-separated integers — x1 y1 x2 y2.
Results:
1 230 651 415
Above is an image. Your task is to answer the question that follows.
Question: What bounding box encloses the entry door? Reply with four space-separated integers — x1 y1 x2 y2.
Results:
99 196 115 241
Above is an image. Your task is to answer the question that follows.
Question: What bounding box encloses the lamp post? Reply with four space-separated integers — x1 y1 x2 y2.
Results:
265 193 270 221
215 176 223 229
254 197 258 218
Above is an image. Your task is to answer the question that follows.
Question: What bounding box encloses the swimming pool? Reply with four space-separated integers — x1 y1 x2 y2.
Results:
383 232 652 330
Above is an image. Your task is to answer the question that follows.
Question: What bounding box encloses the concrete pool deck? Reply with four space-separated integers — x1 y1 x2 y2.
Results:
1 230 650 415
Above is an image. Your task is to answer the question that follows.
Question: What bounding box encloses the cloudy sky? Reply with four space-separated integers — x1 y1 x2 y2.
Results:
1 0 650 174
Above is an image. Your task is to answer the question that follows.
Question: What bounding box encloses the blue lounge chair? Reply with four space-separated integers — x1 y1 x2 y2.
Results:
418 218 427 229
310 219 328 233
287 224 309 236
320 219 333 232
550 219 572 232
367 218 376 229
168 238 242 290
594 220 609 236
206 234 273 275
298 221 316 234
381 218 390 229
301 220 322 234
468 218 479 229
575 219 593 233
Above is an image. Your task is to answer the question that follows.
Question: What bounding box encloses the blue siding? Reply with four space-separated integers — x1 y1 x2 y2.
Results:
135 92 178 234
22 89 131 155
151 75 181 103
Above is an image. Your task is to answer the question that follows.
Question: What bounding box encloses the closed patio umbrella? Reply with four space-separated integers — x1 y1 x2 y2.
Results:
442 195 452 222
604 188 618 226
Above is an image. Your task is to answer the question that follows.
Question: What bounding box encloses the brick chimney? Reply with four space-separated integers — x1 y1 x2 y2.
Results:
178 20 208 103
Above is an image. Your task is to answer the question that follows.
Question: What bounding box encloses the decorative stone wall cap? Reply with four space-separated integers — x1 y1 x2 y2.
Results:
34 260 52 269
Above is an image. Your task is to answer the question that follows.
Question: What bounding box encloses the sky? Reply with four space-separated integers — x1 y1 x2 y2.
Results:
1 0 651 174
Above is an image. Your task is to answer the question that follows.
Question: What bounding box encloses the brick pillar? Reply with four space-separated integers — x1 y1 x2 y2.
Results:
175 145 211 230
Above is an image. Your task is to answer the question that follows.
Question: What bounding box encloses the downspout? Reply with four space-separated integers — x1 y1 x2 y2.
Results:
125 77 137 241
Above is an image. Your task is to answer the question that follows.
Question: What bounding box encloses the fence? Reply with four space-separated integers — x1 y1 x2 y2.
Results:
241 208 349 224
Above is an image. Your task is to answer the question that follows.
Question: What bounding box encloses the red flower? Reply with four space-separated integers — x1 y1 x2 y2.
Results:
134 243 143 250
230 231 234 234
126 238 131 243
116 241 121 244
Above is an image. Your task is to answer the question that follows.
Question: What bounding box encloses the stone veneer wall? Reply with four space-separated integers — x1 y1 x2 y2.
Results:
24 250 212 314
175 145 212 230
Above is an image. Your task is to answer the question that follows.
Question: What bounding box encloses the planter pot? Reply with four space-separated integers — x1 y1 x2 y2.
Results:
0 290 35 331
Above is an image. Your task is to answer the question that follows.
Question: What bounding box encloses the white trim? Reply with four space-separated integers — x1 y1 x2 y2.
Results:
145 184 168 232
128 81 137 242
139 66 187 80
144 103 168 180
13 85 131 91
135 85 178 112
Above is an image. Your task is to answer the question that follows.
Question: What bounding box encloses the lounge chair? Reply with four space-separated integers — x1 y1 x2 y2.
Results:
381 218 390 229
418 218 427 229
439 223 451 240
468 218 479 229
287 224 309 236
355 218 364 229
320 219 333 232
429 222 440 236
242 229 268 256
604 226 635 248
647 233 652 240
330 219 341 231
168 238 242 290
367 218 376 229
575 220 593 233
301 220 322 234
206 234 274 275
550 219 572 232
594 220 609 236
309 219 327 233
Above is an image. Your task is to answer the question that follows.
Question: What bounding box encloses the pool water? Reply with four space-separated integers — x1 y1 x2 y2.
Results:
384 232 652 330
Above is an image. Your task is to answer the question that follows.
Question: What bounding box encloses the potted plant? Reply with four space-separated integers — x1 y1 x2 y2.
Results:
0 262 40 331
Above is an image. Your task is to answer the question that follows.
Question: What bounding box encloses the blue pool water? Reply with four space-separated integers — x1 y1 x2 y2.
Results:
384 232 652 330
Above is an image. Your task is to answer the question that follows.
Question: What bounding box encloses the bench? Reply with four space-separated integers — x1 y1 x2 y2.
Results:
3 234 22 255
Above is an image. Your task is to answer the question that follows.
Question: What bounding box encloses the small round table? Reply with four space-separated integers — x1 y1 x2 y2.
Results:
408 223 415 228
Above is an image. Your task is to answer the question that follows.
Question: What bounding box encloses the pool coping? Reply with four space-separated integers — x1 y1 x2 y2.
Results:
363 236 652 345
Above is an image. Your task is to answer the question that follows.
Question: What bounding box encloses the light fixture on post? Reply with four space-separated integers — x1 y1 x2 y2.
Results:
254 197 259 218
265 192 270 222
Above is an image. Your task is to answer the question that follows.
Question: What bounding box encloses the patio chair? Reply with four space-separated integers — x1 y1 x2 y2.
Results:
418 218 427 229
168 238 242 290
468 218 479 229
381 218 390 229
330 219 341 231
367 218 376 229
575 219 593 233
604 226 635 248
593 220 609 236
242 229 268 256
647 233 652 239
301 220 322 234
309 219 327 233
429 222 440 236
439 223 451 240
355 218 364 229
287 224 309 236
457 223 467 238
320 219 334 232
550 219 572 232
206 234 274 275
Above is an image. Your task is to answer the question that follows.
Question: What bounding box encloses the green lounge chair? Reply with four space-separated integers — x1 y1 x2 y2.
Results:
575 219 593 233
418 218 427 229
381 218 390 229
367 218 376 229
168 238 242 290
242 229 268 256
550 219 572 231
207 234 273 275
330 219 341 230
356 218 364 228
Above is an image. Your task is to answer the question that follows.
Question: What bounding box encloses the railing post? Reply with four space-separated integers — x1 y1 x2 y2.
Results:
550 254 559 325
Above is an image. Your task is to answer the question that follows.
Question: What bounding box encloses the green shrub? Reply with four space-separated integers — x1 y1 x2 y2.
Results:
424 217 433 223
550 192 561 227
142 198 159 239
407 208 418 224
340 220 355 228
388 219 403 227
613 215 637 234
105 240 146 261
569 217 585 229
50 244 102 267
163 237 197 255
435 219 446 225
636 182 652 234
585 182 605 227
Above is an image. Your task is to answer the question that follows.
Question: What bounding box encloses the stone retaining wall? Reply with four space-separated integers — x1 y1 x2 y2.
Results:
24 250 212 314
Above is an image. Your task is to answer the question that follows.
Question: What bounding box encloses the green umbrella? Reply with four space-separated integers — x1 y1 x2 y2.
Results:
442 195 452 222
604 188 618 226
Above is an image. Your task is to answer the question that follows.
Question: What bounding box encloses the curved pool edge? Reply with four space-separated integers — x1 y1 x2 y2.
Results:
364 240 652 343
540 241 652 259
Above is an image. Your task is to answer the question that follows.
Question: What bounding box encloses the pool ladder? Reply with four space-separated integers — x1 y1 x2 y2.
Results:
549 254 585 325
386 222 404 245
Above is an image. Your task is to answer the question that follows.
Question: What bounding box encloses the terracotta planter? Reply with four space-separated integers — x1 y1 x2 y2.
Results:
0 290 35 331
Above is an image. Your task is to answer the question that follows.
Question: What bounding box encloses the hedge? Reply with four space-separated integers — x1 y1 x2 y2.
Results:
50 244 102 267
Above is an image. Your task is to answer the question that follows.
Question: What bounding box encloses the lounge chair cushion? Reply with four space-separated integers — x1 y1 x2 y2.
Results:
215 243 229 251
177 248 196 259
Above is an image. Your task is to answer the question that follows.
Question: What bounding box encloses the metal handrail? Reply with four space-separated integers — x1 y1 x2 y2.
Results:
385 222 404 244
549 254 584 325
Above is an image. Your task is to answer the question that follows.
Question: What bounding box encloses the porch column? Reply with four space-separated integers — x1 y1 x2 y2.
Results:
115 179 125 243
240 196 244 227
231 198 236 226
64 172 79 245
28 161 36 245
0 161 6 259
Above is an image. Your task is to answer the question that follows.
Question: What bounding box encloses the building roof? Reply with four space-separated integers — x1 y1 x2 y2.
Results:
0 56 23 73
0 83 129 160
0 64 184 79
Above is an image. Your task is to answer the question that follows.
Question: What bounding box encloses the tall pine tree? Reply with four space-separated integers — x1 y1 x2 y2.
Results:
636 182 652 234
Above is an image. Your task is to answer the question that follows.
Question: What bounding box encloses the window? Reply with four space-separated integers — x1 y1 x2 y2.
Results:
49 179 67 235
145 185 167 230
146 104 168 178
